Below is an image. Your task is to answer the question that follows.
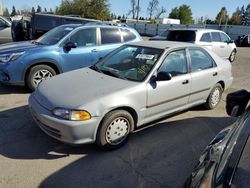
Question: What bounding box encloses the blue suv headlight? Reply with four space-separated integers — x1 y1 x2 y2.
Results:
0 51 25 63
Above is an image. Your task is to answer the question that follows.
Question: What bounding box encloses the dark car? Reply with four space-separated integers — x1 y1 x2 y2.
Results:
238 34 250 47
185 89 250 188
11 13 100 41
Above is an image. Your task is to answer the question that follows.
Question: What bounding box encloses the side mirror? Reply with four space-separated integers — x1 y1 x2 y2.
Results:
226 90 249 117
64 42 77 52
156 72 172 81
227 39 234 44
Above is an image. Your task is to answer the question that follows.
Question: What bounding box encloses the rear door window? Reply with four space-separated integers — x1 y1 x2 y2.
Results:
211 32 221 42
200 33 212 42
100 28 121 44
189 48 215 72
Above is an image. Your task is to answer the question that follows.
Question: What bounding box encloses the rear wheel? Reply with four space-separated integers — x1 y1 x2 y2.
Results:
26 65 56 91
229 50 236 62
96 110 134 150
204 83 223 110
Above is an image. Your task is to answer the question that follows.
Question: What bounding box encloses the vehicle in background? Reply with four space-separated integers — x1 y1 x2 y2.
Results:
156 18 180 24
185 89 250 188
238 34 250 47
29 41 233 150
11 13 101 42
150 28 237 62
0 24 142 90
0 16 12 44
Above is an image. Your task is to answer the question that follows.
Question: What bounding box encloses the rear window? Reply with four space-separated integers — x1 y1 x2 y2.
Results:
34 15 61 30
121 29 136 42
166 30 196 42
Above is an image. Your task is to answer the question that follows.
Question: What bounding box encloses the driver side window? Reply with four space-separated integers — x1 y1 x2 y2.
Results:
66 28 97 47
158 50 188 77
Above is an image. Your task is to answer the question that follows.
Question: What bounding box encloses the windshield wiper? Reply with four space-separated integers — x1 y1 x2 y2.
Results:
90 65 103 73
101 69 120 78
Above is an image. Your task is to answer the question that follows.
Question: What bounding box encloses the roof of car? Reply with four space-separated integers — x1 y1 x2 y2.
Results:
129 40 197 49
59 23 133 30
168 28 224 33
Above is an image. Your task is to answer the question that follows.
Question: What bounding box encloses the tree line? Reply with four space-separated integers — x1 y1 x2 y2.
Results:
2 0 250 25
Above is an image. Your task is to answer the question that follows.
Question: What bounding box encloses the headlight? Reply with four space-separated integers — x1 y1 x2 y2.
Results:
52 108 91 121
0 51 25 63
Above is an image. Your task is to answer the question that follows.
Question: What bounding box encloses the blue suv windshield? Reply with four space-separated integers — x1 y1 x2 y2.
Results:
35 26 75 45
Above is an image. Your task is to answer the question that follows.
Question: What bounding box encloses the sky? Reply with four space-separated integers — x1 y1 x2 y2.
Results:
2 0 250 19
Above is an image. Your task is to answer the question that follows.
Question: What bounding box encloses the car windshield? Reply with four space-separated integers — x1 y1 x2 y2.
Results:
92 45 163 82
35 26 75 45
166 30 196 42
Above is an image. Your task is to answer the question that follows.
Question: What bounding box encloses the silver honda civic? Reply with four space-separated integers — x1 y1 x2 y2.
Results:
29 41 233 150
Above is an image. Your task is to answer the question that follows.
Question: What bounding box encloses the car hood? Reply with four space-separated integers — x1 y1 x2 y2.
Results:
33 68 138 111
0 41 42 54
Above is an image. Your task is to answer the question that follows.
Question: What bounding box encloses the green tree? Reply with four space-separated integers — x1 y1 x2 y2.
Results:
168 5 192 24
169 7 179 18
3 8 10 17
215 7 229 25
229 7 242 25
37 5 42 13
57 0 110 20
10 6 17 16
31 7 35 13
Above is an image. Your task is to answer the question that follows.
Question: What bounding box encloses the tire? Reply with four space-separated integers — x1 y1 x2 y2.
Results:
229 50 236 63
96 110 134 150
204 83 223 110
26 65 56 91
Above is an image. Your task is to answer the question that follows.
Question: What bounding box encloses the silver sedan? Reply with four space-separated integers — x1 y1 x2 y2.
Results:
29 41 233 150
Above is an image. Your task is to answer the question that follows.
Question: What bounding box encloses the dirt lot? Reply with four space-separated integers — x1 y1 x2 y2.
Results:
0 48 250 188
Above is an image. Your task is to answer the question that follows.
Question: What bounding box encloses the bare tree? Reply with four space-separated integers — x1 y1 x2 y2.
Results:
155 6 167 19
147 0 159 19
128 0 137 19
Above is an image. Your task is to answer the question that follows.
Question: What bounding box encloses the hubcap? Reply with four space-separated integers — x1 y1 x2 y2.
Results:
105 117 130 145
32 69 53 86
211 88 221 106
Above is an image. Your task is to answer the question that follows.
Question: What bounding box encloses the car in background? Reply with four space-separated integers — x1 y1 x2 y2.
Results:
150 28 237 62
185 89 250 188
0 24 142 90
29 41 233 150
11 13 101 42
0 16 12 44
238 34 250 47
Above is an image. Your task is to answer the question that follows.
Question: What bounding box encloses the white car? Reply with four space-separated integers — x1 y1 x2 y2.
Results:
150 28 237 62
0 16 12 44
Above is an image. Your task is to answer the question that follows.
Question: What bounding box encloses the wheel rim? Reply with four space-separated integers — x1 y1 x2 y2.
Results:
32 69 53 86
211 88 221 107
230 51 235 62
105 117 130 145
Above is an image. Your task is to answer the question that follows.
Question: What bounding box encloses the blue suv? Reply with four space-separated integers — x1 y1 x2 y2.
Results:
0 24 142 90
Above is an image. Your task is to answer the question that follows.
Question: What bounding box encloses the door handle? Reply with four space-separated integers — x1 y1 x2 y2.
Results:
220 46 225 48
213 72 218 76
91 49 99 52
182 80 189 84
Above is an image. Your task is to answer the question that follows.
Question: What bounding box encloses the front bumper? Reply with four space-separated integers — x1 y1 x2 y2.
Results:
28 94 102 144
0 63 25 86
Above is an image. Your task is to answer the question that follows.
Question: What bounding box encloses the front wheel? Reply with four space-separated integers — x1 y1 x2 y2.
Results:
204 83 223 110
96 110 134 150
229 50 236 62
26 65 56 91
